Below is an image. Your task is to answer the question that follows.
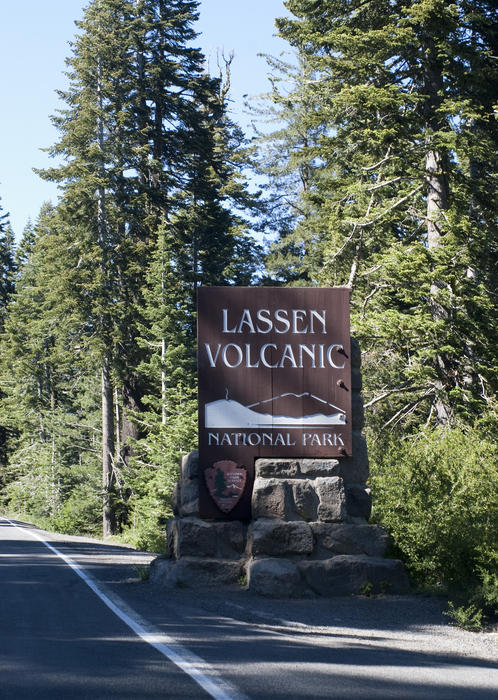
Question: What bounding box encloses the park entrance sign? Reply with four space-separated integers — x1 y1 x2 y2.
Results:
197 287 352 519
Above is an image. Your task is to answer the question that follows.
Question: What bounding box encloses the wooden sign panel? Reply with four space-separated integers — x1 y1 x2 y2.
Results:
197 287 352 519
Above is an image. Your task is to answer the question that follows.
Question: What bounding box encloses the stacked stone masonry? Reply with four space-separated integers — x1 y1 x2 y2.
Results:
245 458 407 596
150 339 409 596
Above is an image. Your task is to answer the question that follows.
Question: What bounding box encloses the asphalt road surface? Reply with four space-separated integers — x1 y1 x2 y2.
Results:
0 517 496 699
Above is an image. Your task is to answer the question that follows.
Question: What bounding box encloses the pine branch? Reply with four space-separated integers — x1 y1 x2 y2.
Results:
361 282 389 318
325 224 357 263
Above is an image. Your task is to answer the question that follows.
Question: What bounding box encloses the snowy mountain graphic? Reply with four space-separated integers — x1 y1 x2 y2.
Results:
205 392 346 429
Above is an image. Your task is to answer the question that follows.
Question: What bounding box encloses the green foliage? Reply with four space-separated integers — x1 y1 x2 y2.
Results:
0 199 15 322
0 205 103 532
49 483 102 536
134 564 150 581
360 582 374 597
256 4 498 623
369 420 498 620
0 196 16 467
444 602 484 632
119 384 197 552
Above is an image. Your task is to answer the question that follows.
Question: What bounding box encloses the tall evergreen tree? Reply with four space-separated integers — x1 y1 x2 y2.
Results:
260 0 498 431
36 0 211 535
0 205 102 528
0 196 16 469
124 59 262 547
0 198 15 325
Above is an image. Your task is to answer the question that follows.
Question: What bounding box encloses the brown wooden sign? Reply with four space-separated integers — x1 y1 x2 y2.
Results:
197 287 352 519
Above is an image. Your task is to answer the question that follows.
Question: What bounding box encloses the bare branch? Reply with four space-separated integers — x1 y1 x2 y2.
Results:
361 146 392 172
365 176 401 192
361 282 388 318
346 184 424 229
347 254 359 289
364 385 426 409
381 390 434 429
325 224 357 263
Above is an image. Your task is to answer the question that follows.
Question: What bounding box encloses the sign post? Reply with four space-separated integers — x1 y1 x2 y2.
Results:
197 287 352 519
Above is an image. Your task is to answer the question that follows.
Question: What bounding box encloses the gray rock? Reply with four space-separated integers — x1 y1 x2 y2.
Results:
153 557 244 588
311 523 388 557
174 517 217 559
148 556 174 585
180 478 199 504
167 517 246 560
213 521 247 558
255 459 300 479
252 477 290 519
299 555 409 596
166 518 177 558
248 519 314 556
292 480 318 521
171 484 179 516
316 477 347 522
247 557 307 597
179 478 200 517
339 432 369 484
180 499 199 517
346 484 372 519
299 459 340 478
181 450 199 480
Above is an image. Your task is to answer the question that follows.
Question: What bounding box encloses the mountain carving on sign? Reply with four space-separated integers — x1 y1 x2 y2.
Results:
205 392 346 429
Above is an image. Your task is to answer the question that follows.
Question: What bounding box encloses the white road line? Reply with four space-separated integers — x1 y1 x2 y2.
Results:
3 517 248 700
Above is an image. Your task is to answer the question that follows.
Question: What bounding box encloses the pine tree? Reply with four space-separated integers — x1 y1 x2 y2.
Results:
0 198 15 326
125 62 262 546
0 197 16 470
14 219 36 271
0 205 102 528
260 0 498 431
36 0 208 535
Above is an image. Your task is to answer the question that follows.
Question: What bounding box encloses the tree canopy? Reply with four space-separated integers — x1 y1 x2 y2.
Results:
259 0 497 431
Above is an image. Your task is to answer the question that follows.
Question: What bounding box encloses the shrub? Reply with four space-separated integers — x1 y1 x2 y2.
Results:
369 423 498 623
444 602 484 632
49 485 101 536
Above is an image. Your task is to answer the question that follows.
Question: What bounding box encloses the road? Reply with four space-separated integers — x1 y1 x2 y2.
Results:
0 517 496 699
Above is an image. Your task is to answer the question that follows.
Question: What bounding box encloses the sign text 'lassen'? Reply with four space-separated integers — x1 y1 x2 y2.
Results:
204 307 346 369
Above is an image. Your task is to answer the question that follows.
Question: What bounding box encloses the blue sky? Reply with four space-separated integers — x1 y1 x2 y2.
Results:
0 1 289 239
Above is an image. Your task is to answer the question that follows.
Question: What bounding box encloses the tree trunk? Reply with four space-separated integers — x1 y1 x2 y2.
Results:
426 146 450 322
423 35 452 424
102 358 115 537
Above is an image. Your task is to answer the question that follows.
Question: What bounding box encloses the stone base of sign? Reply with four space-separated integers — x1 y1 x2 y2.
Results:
151 340 409 596
151 455 408 596
244 456 408 596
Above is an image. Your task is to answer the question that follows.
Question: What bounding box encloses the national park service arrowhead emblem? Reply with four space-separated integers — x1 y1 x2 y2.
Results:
205 460 247 513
